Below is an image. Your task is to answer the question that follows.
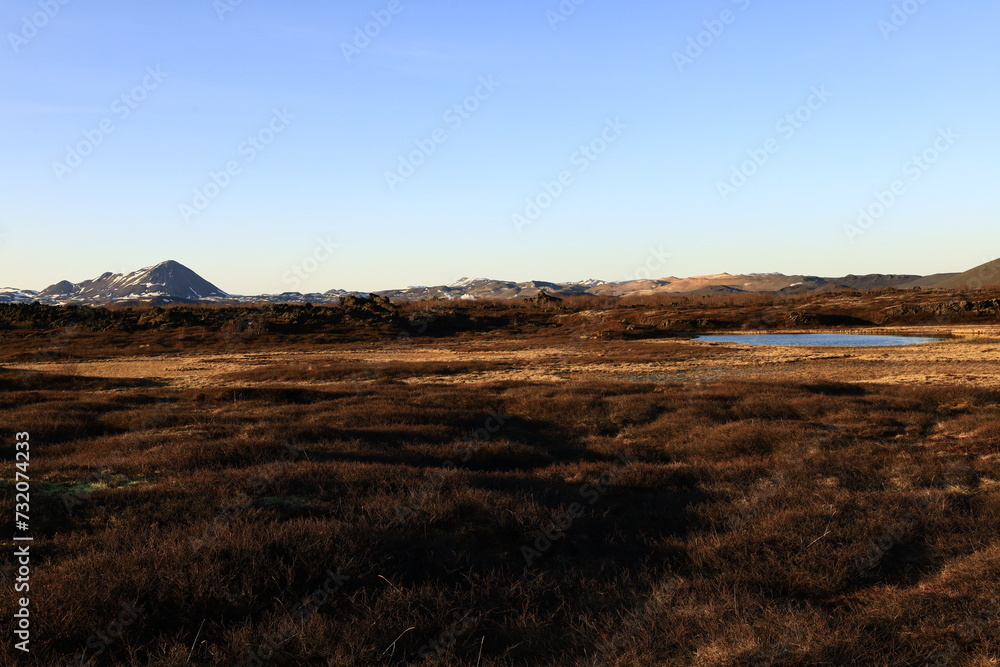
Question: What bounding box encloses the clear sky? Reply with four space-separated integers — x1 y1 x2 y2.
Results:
1 0 998 294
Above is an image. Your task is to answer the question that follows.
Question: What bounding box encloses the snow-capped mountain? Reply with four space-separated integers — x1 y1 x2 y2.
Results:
375 279 584 301
0 288 39 304
564 278 608 288
447 277 491 288
38 260 228 303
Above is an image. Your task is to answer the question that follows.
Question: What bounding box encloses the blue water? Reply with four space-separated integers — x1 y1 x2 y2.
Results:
694 333 940 347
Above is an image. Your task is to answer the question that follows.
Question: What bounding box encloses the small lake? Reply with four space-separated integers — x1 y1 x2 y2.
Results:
694 333 941 347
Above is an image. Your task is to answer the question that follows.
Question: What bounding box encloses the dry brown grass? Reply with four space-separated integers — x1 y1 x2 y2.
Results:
2 302 1000 665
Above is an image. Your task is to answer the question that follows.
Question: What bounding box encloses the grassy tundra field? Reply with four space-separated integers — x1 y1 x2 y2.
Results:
2 290 1000 665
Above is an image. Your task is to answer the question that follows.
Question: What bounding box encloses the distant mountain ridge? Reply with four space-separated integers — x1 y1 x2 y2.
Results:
0 259 987 305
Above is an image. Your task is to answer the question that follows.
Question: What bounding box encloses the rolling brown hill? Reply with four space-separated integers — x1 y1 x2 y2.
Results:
899 273 961 288
933 258 1000 289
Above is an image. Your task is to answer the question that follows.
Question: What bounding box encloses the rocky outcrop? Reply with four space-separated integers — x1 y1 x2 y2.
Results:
338 294 391 310
785 312 873 327
883 299 1000 319
532 291 563 306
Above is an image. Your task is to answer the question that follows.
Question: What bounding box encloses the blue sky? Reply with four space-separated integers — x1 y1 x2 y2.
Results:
1 0 998 294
